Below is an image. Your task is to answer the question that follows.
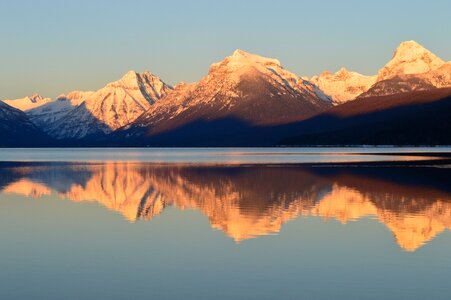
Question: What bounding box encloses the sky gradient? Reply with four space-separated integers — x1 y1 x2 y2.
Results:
1 0 450 99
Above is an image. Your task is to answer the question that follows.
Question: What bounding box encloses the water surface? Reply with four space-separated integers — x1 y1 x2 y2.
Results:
0 147 450 163
0 148 450 299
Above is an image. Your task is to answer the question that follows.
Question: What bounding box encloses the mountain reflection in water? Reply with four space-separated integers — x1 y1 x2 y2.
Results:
1 162 450 252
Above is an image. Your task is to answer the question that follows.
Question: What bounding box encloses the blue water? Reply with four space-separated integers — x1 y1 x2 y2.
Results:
0 149 450 299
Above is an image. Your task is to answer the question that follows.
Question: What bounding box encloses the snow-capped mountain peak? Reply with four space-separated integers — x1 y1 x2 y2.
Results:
2 93 52 111
378 40 446 80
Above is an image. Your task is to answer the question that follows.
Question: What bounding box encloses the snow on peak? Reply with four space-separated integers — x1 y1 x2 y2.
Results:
2 93 52 111
106 70 166 92
119 69 155 81
107 70 139 88
229 49 281 67
209 49 283 75
397 40 431 52
378 40 445 80
122 69 139 79
310 68 377 105
335 68 352 78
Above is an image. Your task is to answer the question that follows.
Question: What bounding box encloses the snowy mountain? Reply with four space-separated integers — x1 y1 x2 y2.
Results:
377 40 446 81
310 68 377 105
2 94 52 111
117 49 331 144
27 91 93 131
357 41 451 98
0 101 51 146
45 71 172 139
310 40 451 103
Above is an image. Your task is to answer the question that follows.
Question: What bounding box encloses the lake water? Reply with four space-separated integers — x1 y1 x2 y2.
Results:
0 148 450 299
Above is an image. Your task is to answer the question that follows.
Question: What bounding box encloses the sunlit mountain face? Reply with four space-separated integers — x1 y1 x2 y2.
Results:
1 162 450 252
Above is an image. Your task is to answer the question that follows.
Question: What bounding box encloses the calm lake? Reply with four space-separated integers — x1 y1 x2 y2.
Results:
0 148 450 299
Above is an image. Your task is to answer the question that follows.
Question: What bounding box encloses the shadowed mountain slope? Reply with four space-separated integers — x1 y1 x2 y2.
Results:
280 88 451 145
0 101 52 147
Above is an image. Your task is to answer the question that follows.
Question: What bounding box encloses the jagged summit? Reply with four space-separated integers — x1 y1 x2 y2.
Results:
318 68 352 78
378 40 446 80
119 69 156 80
106 70 167 92
28 93 45 103
118 69 140 82
335 68 355 79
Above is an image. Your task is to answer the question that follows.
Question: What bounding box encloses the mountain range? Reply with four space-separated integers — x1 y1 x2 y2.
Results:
1 40 450 146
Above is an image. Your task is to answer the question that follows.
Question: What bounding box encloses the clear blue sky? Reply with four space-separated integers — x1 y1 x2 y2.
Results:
1 0 450 99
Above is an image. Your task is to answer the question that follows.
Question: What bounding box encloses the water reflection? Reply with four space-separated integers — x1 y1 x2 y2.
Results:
1 162 450 251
